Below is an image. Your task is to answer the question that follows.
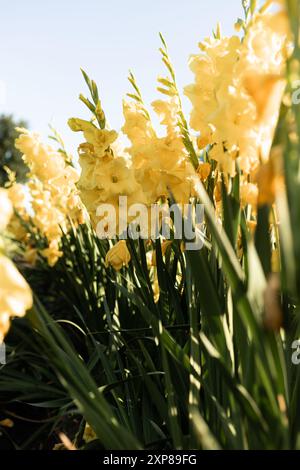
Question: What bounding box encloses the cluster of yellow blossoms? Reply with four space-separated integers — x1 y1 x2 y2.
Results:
12 130 84 266
0 189 32 343
185 0 290 204
68 118 145 235
122 96 195 205
68 84 197 249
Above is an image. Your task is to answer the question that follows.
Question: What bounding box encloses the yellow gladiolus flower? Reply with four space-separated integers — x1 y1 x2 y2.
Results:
0 255 33 343
23 248 38 266
197 162 211 182
152 273 160 304
122 100 154 147
240 183 259 208
68 118 118 157
105 241 131 271
151 97 180 136
0 189 13 232
41 240 63 267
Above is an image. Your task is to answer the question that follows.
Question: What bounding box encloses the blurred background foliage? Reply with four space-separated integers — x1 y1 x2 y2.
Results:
0 114 29 186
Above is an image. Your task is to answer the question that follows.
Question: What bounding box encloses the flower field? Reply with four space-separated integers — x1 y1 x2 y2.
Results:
1 0 300 451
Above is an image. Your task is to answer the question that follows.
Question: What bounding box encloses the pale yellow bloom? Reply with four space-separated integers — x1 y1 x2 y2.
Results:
16 130 65 183
105 241 131 271
151 97 180 136
197 134 211 150
240 183 259 208
0 176 32 342
0 255 32 343
80 155 141 198
0 419 14 428
122 101 154 147
152 272 160 304
0 189 13 232
7 183 27 213
197 162 211 182
68 118 118 157
41 240 63 267
23 248 38 266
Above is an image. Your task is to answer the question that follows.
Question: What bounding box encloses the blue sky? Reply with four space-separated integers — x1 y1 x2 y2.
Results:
0 0 242 151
